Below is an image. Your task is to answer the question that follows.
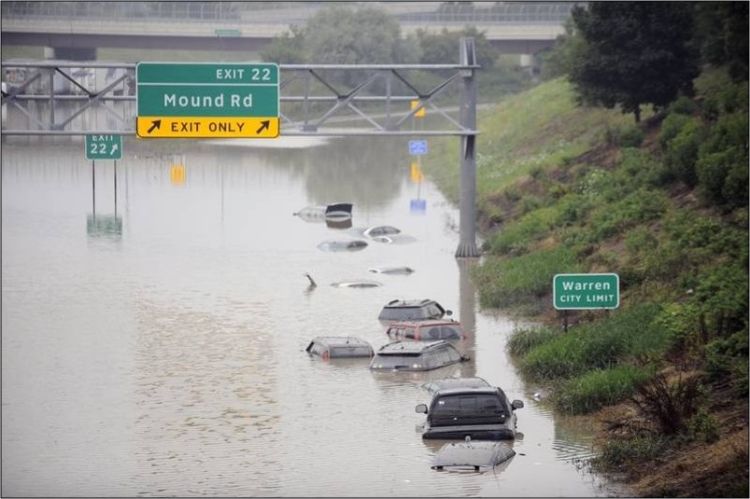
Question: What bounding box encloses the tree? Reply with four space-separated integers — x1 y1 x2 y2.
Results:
260 25 307 64
568 2 699 122
693 2 749 82
303 5 415 65
416 26 495 69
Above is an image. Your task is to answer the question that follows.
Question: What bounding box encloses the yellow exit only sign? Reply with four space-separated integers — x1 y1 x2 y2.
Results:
136 117 279 138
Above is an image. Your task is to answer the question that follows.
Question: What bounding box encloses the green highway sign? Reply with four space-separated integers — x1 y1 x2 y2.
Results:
85 134 122 160
553 273 620 310
136 62 280 138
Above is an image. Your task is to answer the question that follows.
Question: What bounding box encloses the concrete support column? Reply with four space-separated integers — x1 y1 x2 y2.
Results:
455 37 480 258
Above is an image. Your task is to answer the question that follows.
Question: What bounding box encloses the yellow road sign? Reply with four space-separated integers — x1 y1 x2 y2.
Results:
136 116 279 138
410 100 426 118
170 164 186 185
410 161 424 183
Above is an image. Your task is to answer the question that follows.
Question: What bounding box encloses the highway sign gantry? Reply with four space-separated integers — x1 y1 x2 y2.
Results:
136 62 279 139
553 273 620 310
85 134 122 160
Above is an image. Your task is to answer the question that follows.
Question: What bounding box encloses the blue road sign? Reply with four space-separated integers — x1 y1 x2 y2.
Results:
410 199 427 214
409 139 428 156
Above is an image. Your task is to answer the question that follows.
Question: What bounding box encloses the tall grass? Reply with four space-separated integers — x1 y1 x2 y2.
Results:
474 246 581 308
507 326 558 356
519 304 667 380
553 365 653 414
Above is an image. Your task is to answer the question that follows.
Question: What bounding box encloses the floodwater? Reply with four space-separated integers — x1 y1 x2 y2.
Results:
1 135 625 497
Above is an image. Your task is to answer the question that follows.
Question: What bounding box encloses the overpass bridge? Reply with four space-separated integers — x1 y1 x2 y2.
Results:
2 1 570 59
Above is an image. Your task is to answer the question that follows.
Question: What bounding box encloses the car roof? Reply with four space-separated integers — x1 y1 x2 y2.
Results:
431 386 501 397
422 377 490 394
309 336 372 348
382 298 441 308
376 340 451 355
389 319 461 328
432 441 516 469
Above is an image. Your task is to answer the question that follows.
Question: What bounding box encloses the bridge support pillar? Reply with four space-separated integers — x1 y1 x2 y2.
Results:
455 37 480 258
48 46 97 61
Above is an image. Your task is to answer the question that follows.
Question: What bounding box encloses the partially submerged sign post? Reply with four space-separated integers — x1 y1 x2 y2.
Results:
553 273 620 331
136 62 279 138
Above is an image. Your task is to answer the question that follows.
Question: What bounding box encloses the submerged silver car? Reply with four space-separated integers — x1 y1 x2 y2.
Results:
416 377 524 440
369 340 468 371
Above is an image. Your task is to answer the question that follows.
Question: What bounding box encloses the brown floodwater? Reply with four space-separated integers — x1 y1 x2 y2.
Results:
2 136 626 497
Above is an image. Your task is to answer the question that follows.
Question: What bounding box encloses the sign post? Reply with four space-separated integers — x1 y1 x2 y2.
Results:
136 62 280 139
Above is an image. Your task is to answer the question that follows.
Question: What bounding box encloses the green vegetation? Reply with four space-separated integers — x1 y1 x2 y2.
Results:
423 3 746 495
555 366 653 415
567 2 699 122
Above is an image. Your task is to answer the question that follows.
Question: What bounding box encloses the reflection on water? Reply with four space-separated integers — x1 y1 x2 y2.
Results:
2 137 625 497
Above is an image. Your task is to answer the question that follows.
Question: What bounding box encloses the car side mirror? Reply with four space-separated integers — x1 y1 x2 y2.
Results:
461 355 471 362
415 403 428 414
511 400 524 410
446 310 453 317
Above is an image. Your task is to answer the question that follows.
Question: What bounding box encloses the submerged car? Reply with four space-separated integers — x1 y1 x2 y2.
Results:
306 336 374 359
386 320 465 341
331 280 382 288
377 299 449 322
363 225 401 238
317 239 368 252
431 439 516 471
369 340 468 372
368 266 415 275
415 378 524 440
294 202 353 223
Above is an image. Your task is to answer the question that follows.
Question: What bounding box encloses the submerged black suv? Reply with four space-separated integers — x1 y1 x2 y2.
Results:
415 377 524 440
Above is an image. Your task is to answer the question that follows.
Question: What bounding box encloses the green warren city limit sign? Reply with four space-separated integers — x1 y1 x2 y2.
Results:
136 62 280 138
553 273 620 310
85 134 122 160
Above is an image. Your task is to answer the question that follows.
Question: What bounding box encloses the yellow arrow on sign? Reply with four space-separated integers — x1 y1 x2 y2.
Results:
136 116 279 138
410 100 426 118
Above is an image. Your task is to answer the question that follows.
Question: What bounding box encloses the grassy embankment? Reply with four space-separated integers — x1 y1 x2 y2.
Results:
425 72 748 497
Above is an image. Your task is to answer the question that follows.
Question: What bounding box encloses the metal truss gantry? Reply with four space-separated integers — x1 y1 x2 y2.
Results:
1 38 480 256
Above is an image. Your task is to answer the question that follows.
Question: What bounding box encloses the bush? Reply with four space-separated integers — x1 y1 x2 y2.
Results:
705 329 749 390
664 119 706 186
554 365 653 414
631 372 703 435
659 112 692 148
697 146 749 208
606 124 645 147
668 95 699 115
687 409 720 443
695 112 749 207
593 436 670 471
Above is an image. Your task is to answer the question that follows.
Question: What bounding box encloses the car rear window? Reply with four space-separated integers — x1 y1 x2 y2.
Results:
379 307 427 321
330 346 371 358
431 393 506 427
